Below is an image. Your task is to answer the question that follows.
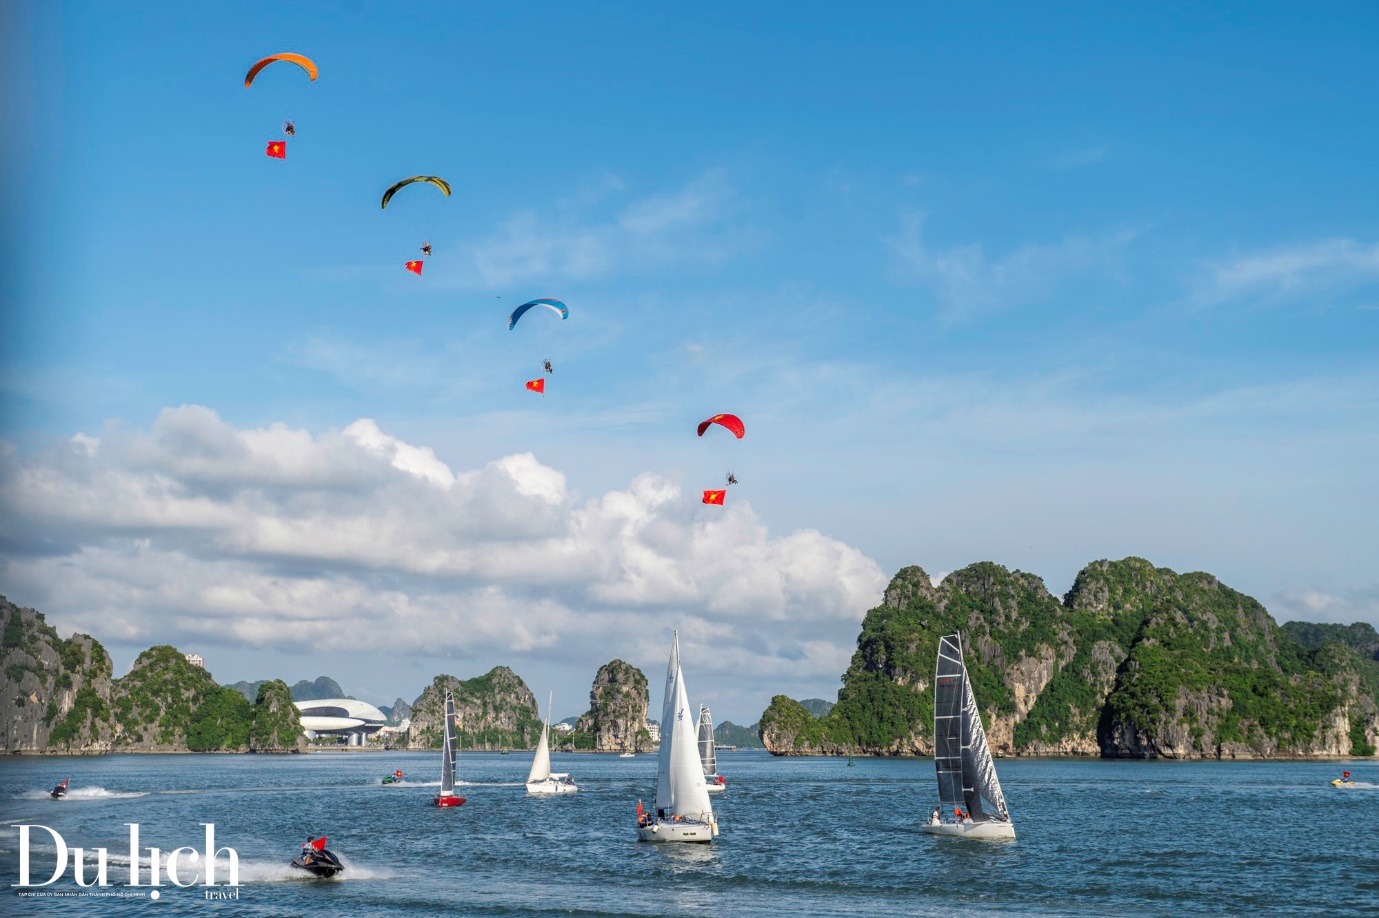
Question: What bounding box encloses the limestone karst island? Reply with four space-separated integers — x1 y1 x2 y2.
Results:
5 557 1376 760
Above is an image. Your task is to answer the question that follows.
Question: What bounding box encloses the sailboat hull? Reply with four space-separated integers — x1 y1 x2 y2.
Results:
637 820 714 843
920 820 1015 840
432 794 466 808
526 779 578 795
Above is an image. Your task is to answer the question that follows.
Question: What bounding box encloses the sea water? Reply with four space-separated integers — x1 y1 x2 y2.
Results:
1 752 1375 916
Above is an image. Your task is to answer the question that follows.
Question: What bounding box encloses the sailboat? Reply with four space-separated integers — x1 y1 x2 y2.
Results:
527 692 578 795
636 631 718 843
431 690 466 808
697 705 726 793
921 633 1014 839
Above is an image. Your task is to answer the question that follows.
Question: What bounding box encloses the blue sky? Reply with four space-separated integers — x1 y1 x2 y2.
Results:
3 2 1377 723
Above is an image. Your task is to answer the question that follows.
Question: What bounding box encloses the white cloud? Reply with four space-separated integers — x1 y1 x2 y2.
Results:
456 170 748 289
1197 238 1379 305
1271 587 1379 629
885 212 1133 320
344 418 455 488
0 407 886 688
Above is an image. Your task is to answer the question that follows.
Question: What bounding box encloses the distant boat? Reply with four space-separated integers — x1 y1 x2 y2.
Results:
697 705 726 793
50 778 69 799
620 752 635 758
527 692 577 795
432 691 466 808
290 836 344 878
636 631 718 843
920 633 1015 840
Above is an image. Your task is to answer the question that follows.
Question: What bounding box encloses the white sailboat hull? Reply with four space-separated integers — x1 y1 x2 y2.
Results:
920 820 1015 840
637 820 716 843
526 778 578 795
705 783 725 793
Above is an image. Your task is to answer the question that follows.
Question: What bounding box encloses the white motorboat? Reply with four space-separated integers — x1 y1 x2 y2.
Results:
527 692 578 795
637 632 718 843
920 633 1014 840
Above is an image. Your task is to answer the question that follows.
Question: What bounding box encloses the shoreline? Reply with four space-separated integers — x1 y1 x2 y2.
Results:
4 748 1368 762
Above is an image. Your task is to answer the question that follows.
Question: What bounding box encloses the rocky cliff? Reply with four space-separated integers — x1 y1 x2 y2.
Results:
2 597 116 754
249 680 306 752
760 559 1379 760
573 660 650 752
109 646 254 752
383 697 412 725
715 720 764 749
405 667 543 750
290 676 349 701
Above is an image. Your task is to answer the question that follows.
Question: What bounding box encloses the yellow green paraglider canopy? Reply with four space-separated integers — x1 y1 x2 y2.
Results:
381 176 452 209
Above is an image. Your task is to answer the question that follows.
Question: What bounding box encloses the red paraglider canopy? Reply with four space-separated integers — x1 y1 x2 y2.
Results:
696 414 745 439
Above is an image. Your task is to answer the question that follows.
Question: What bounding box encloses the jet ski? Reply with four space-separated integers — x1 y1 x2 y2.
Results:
382 770 403 784
1332 772 1356 788
290 837 344 878
50 779 70 799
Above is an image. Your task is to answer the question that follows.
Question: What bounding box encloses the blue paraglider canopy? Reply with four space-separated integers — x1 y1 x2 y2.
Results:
508 298 568 330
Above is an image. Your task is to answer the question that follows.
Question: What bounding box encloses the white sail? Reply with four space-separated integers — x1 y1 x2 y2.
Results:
697 705 718 776
654 633 681 813
665 644 714 822
527 724 551 784
439 691 457 797
961 672 1010 821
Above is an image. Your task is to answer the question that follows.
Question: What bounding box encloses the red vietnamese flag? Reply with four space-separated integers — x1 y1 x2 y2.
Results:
265 141 286 159
405 261 423 275
702 490 726 505
525 378 545 394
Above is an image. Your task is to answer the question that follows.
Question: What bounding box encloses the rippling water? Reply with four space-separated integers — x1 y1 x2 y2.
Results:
2 752 1376 916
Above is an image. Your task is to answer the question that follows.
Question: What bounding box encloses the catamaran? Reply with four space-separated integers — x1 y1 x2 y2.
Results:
636 631 718 843
697 705 727 793
527 692 578 795
921 633 1015 839
432 691 466 808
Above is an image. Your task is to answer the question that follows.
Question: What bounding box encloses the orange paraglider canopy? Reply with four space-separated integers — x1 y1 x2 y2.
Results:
245 53 319 88
696 414 745 439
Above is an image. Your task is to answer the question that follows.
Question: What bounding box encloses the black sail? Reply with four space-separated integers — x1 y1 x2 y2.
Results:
934 634 967 813
933 633 1011 823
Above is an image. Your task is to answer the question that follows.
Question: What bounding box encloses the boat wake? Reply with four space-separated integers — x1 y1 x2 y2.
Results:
21 787 149 800
1335 781 1378 790
458 780 524 787
375 779 440 787
235 857 401 883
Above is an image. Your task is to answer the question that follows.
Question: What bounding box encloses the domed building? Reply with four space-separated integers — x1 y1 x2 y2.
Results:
294 699 388 746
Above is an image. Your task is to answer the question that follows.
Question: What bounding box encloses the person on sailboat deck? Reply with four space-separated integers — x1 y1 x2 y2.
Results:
930 806 941 825
955 806 968 823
